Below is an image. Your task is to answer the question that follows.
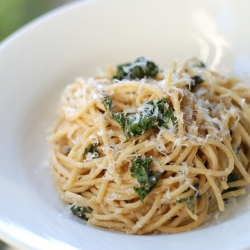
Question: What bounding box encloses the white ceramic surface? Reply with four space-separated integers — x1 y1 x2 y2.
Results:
1 0 250 249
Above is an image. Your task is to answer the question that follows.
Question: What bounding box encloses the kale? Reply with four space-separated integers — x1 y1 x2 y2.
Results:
112 113 126 129
156 99 178 128
196 193 202 199
177 197 195 212
176 183 201 212
130 157 161 202
102 95 113 111
221 173 238 194
223 187 239 194
114 63 131 81
196 61 206 68
190 75 204 90
122 103 159 139
194 183 202 199
102 95 177 140
83 143 99 159
227 172 238 182
70 205 93 221
199 62 206 68
234 146 241 154
193 182 199 189
112 57 159 80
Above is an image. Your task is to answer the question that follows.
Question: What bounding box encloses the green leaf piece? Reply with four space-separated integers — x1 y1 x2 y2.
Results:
177 197 195 212
83 143 99 159
227 172 238 182
190 75 204 90
102 95 177 140
70 205 93 221
130 157 161 202
112 57 159 80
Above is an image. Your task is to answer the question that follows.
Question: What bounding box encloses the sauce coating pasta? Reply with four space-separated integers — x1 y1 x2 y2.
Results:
49 57 250 234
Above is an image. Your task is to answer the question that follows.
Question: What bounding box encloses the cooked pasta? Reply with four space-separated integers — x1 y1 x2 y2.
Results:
49 57 250 234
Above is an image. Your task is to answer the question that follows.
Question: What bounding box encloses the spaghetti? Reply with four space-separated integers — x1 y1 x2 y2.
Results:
49 57 250 234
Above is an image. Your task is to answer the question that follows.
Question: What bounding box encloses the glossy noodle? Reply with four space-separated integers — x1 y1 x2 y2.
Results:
49 57 250 234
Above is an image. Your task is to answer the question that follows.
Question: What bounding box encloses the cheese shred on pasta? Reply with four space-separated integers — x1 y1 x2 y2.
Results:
49 57 250 234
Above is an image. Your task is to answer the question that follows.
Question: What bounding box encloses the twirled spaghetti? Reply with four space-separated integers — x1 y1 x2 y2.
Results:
49 57 250 234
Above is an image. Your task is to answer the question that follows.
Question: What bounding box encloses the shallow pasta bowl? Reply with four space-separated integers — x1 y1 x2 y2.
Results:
0 0 250 249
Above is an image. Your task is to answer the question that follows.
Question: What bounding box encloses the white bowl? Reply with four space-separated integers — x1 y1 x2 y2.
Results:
1 0 250 249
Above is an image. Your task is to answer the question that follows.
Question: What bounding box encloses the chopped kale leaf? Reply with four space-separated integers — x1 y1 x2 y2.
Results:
191 75 204 90
197 61 206 68
83 143 99 159
112 57 159 80
70 205 93 221
130 157 161 202
176 183 201 212
234 146 240 154
194 183 202 199
222 172 239 194
102 94 113 111
112 112 126 129
102 95 177 140
177 197 195 212
196 193 202 199
227 172 238 182
156 99 178 128
223 187 239 194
